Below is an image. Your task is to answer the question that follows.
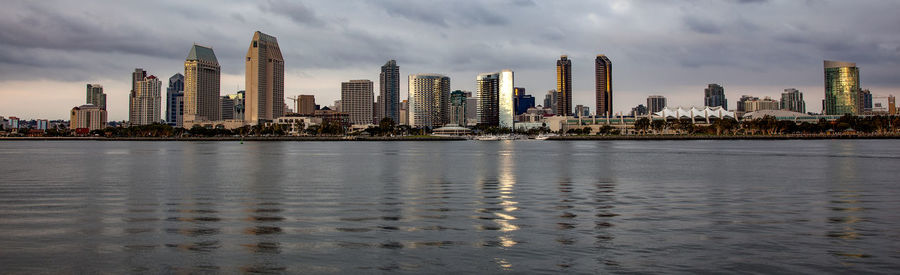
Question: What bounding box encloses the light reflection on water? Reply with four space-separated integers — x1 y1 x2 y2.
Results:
0 140 899 273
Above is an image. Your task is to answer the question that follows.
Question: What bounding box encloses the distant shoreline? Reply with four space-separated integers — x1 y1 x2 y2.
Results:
2 134 899 141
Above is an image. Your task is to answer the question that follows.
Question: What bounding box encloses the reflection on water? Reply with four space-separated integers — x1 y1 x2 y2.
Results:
1 140 899 273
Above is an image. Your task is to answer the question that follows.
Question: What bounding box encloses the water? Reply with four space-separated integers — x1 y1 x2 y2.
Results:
1 140 899 273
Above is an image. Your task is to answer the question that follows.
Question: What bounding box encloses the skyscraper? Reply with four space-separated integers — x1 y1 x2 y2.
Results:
647 95 667 114
296 95 316 115
129 75 161 126
380 60 400 123
498 70 515 129
595 54 612 117
704 84 727 109
824 60 860 115
70 105 107 131
408 74 450 128
245 31 285 124
544 90 558 114
476 72 499 126
450 90 467 127
85 84 106 109
888 95 896 115
166 73 184 126
859 89 873 113
221 91 244 120
556 55 572 116
184 44 221 122
341 80 374 125
780 88 806 113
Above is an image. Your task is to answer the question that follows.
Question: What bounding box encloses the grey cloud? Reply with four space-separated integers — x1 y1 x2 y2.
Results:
683 17 721 34
375 1 508 27
259 0 325 27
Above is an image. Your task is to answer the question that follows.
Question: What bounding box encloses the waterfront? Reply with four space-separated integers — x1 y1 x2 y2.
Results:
1 140 899 273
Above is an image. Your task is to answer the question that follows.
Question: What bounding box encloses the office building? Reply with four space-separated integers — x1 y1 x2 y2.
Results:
463 91 477 124
631 104 648 116
184 44 221 122
859 89 873 113
498 70 515 129
70 105 107 131
86 84 106 109
739 96 780 113
556 55 572 116
399 100 409 125
595 54 612 117
889 95 896 115
780 88 806 113
513 87 535 115
129 74 162 126
245 31 285 124
296 95 316 115
36 119 48 130
824 60 860 115
221 91 244 120
380 60 400 123
647 95 667 114
408 74 450 128
450 90 467 127
476 72 499 125
341 80 374 125
704 84 727 109
166 73 184 126
544 90 558 114
575 105 590 118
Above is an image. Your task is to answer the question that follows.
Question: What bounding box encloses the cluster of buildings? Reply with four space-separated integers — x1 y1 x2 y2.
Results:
4 28 899 136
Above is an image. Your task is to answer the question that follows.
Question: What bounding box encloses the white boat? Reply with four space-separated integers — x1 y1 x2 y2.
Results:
474 135 500 141
534 134 556 140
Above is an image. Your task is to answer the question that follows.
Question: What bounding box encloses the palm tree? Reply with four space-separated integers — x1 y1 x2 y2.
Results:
634 118 650 135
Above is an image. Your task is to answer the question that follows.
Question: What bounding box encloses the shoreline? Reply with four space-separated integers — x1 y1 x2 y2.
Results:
2 134 899 141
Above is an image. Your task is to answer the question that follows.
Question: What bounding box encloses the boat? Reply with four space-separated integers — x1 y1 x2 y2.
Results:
534 133 556 140
474 135 500 141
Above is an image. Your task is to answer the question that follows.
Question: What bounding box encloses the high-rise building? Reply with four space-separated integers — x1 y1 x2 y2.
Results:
464 91 477 123
647 95 667 114
859 89 873 113
129 74 161 126
221 96 235 120
184 44 221 122
704 84 727 109
739 96 779 113
498 70 515 129
408 74 450 128
296 95 316 115
36 120 48 130
824 60 860 115
341 80 374 125
245 31 285 124
595 54 612 117
166 73 184 126
575 105 588 118
221 91 244 120
544 90 558 114
399 100 409 125
450 90 467 127
513 87 535 115
476 72 499 126
889 95 896 115
631 104 648 116
780 88 806 113
556 55 572 116
380 60 400 123
85 84 106 109
70 105 107 131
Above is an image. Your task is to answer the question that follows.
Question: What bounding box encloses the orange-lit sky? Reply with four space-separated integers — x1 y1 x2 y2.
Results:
1 0 899 120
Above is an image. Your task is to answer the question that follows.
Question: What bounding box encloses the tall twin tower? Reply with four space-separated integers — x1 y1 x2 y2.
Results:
555 54 613 117
182 31 283 125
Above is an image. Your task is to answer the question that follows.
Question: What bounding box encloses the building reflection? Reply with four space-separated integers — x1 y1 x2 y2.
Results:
825 141 871 260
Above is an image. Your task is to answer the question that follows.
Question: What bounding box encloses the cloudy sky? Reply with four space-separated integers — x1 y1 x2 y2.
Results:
2 0 899 120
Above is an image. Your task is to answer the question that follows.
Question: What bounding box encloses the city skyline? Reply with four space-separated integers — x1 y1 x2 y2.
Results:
2 1 900 120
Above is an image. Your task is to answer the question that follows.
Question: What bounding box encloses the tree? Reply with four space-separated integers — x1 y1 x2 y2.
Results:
651 119 665 134
634 118 650 135
379 117 396 136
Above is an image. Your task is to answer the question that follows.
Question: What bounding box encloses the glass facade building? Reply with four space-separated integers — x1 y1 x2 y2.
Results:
450 90 467 127
498 70 515 129
704 84 727 109
824 60 859 115
595 54 612 117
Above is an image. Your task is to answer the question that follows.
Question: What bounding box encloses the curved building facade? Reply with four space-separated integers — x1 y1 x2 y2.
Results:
824 60 859 115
